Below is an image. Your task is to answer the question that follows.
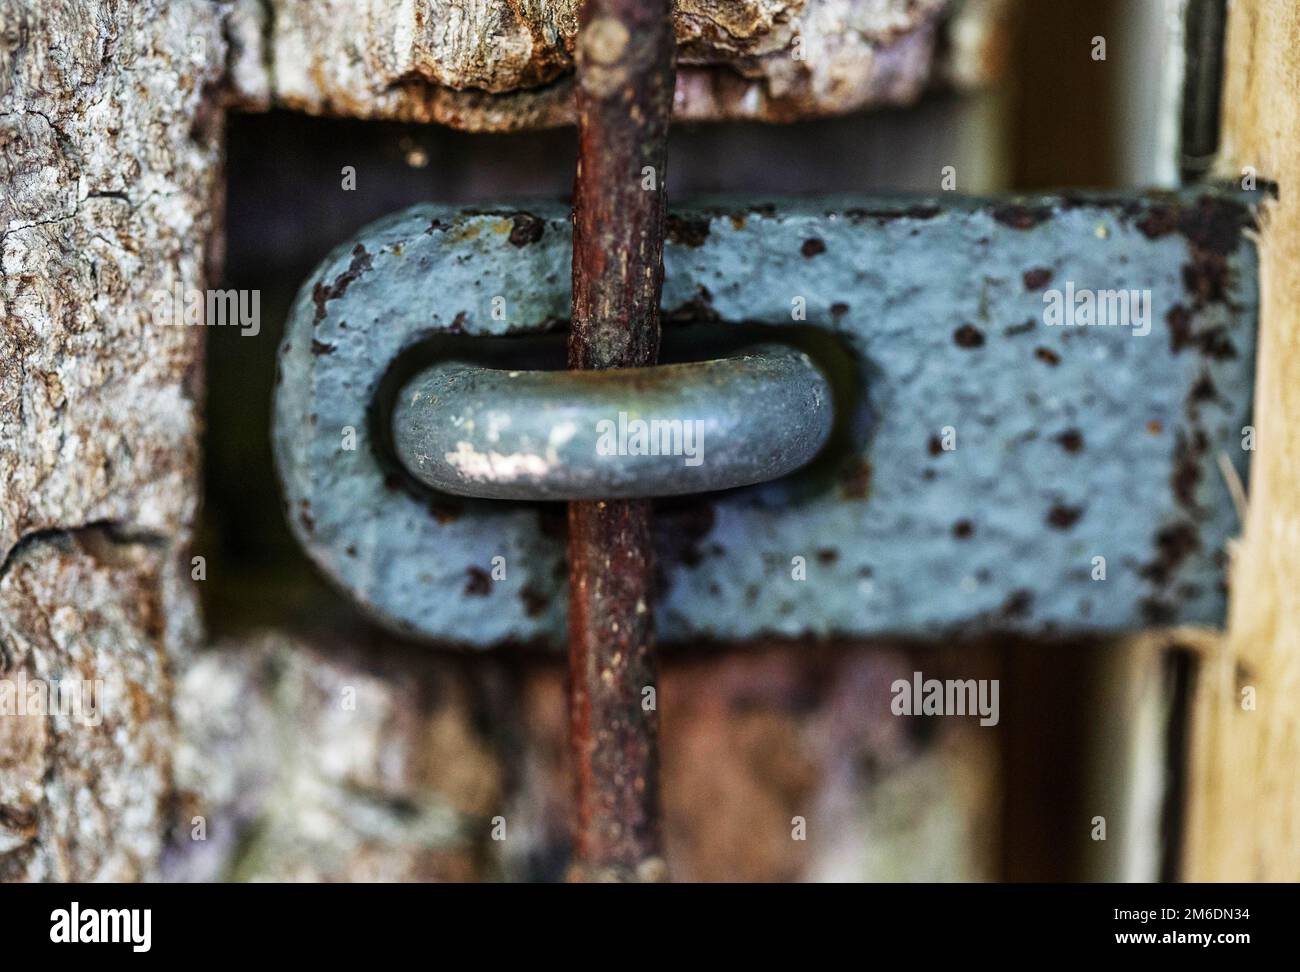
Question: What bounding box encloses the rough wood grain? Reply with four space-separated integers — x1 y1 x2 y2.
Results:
0 530 197 880
1184 0 1300 881
224 0 1007 131
0 0 224 879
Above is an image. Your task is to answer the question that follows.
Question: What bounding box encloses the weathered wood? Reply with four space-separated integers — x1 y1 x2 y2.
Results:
169 631 1001 881
224 0 1009 131
167 633 497 882
0 0 223 879
1185 0 1300 881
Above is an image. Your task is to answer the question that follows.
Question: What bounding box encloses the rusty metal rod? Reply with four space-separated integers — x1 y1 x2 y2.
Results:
565 0 675 882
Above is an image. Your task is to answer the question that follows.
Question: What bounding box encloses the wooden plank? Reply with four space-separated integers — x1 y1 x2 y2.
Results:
1185 0 1300 881
0 0 221 879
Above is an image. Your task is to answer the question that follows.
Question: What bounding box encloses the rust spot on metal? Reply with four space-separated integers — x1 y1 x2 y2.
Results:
992 204 1051 230
1183 251 1231 307
1167 303 1236 358
1135 205 1181 239
508 212 546 246
1001 589 1033 618
801 237 826 258
1235 660 1253 690
1046 504 1084 529
840 458 873 499
1034 346 1061 366
844 205 940 224
1140 598 1177 624
1194 326 1237 359
1166 304 1194 352
665 284 719 323
1137 194 1251 253
464 567 492 596
1172 428 1209 511
520 585 549 617
566 499 661 880
1141 521 1200 586
429 502 460 524
954 323 985 348
1054 429 1084 453
1189 370 1219 408
1144 197 1252 366
536 505 568 541
311 243 373 324
665 214 710 247
1023 267 1053 290
952 519 974 539
310 339 336 355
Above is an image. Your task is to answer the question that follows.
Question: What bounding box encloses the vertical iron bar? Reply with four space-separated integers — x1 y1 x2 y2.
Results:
566 0 675 882
1179 0 1227 182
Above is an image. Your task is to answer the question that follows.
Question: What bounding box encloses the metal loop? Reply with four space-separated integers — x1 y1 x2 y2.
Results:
391 343 834 500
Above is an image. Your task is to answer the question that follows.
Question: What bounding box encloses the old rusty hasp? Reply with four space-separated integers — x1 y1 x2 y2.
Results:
273 191 1257 648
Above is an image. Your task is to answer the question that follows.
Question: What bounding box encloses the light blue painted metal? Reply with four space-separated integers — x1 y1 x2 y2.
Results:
390 344 834 499
273 192 1258 648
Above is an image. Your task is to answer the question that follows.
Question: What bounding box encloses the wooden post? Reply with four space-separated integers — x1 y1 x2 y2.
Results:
0 0 221 879
1185 0 1300 881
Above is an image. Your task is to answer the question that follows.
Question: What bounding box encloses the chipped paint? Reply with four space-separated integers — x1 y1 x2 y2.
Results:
443 442 554 481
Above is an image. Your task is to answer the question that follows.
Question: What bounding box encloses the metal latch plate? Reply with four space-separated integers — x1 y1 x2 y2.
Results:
274 192 1257 648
